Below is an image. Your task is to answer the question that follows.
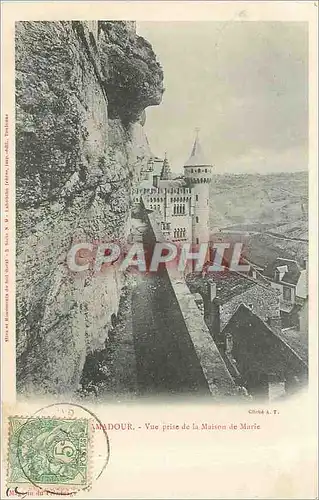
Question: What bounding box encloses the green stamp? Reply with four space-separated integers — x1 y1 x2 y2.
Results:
8 417 90 489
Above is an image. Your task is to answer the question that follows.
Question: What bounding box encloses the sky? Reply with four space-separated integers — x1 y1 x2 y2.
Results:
137 22 308 175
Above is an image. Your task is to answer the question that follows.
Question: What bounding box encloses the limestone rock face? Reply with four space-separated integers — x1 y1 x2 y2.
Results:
99 21 164 124
15 20 163 395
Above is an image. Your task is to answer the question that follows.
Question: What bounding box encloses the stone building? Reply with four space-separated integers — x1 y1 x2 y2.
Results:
133 131 214 246
263 257 308 312
186 271 281 338
222 304 308 400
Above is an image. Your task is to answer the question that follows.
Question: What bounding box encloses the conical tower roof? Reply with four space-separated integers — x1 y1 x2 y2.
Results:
161 152 172 180
185 130 211 167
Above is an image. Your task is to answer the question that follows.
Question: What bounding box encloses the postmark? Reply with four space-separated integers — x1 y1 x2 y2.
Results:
8 416 89 491
6 403 110 496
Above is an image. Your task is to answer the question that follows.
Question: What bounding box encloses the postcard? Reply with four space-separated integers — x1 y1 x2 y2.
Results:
1 1 318 498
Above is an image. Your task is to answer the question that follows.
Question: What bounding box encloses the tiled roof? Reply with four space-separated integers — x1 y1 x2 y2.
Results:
265 258 301 286
187 271 256 305
206 272 256 305
278 327 308 363
224 304 308 365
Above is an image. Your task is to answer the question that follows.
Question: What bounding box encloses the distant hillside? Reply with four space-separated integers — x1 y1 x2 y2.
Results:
209 171 308 265
209 171 308 238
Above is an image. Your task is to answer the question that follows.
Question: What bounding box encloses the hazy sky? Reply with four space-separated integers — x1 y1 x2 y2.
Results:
137 22 308 174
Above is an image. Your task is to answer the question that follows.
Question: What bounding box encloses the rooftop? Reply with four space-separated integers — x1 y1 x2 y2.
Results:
264 258 301 286
207 272 256 305
223 304 308 366
278 327 308 363
184 132 212 167
138 179 157 190
158 178 186 189
187 271 257 305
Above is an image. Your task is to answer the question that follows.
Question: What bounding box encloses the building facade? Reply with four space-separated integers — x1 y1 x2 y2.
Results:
133 132 214 245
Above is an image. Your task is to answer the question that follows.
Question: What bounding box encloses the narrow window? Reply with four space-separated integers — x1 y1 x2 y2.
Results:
283 286 292 302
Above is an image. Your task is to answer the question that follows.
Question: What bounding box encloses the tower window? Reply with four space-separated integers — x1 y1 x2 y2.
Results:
205 168 207 173
198 168 201 173
196 216 199 223
196 238 199 244
191 169 194 173
196 194 198 201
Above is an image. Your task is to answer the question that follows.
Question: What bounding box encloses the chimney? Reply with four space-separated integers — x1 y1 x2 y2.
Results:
208 282 217 302
276 265 288 281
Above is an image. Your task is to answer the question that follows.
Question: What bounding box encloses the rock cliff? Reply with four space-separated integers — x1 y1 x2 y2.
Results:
15 20 163 395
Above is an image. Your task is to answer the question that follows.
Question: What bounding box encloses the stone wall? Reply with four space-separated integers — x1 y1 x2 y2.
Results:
15 21 163 395
143 208 237 399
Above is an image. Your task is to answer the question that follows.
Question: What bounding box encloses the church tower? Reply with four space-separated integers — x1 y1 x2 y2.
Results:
184 130 214 245
160 152 172 180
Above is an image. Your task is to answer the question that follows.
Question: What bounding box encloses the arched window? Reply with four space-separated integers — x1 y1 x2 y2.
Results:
198 168 201 173
205 168 207 173
174 229 177 238
196 194 199 201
